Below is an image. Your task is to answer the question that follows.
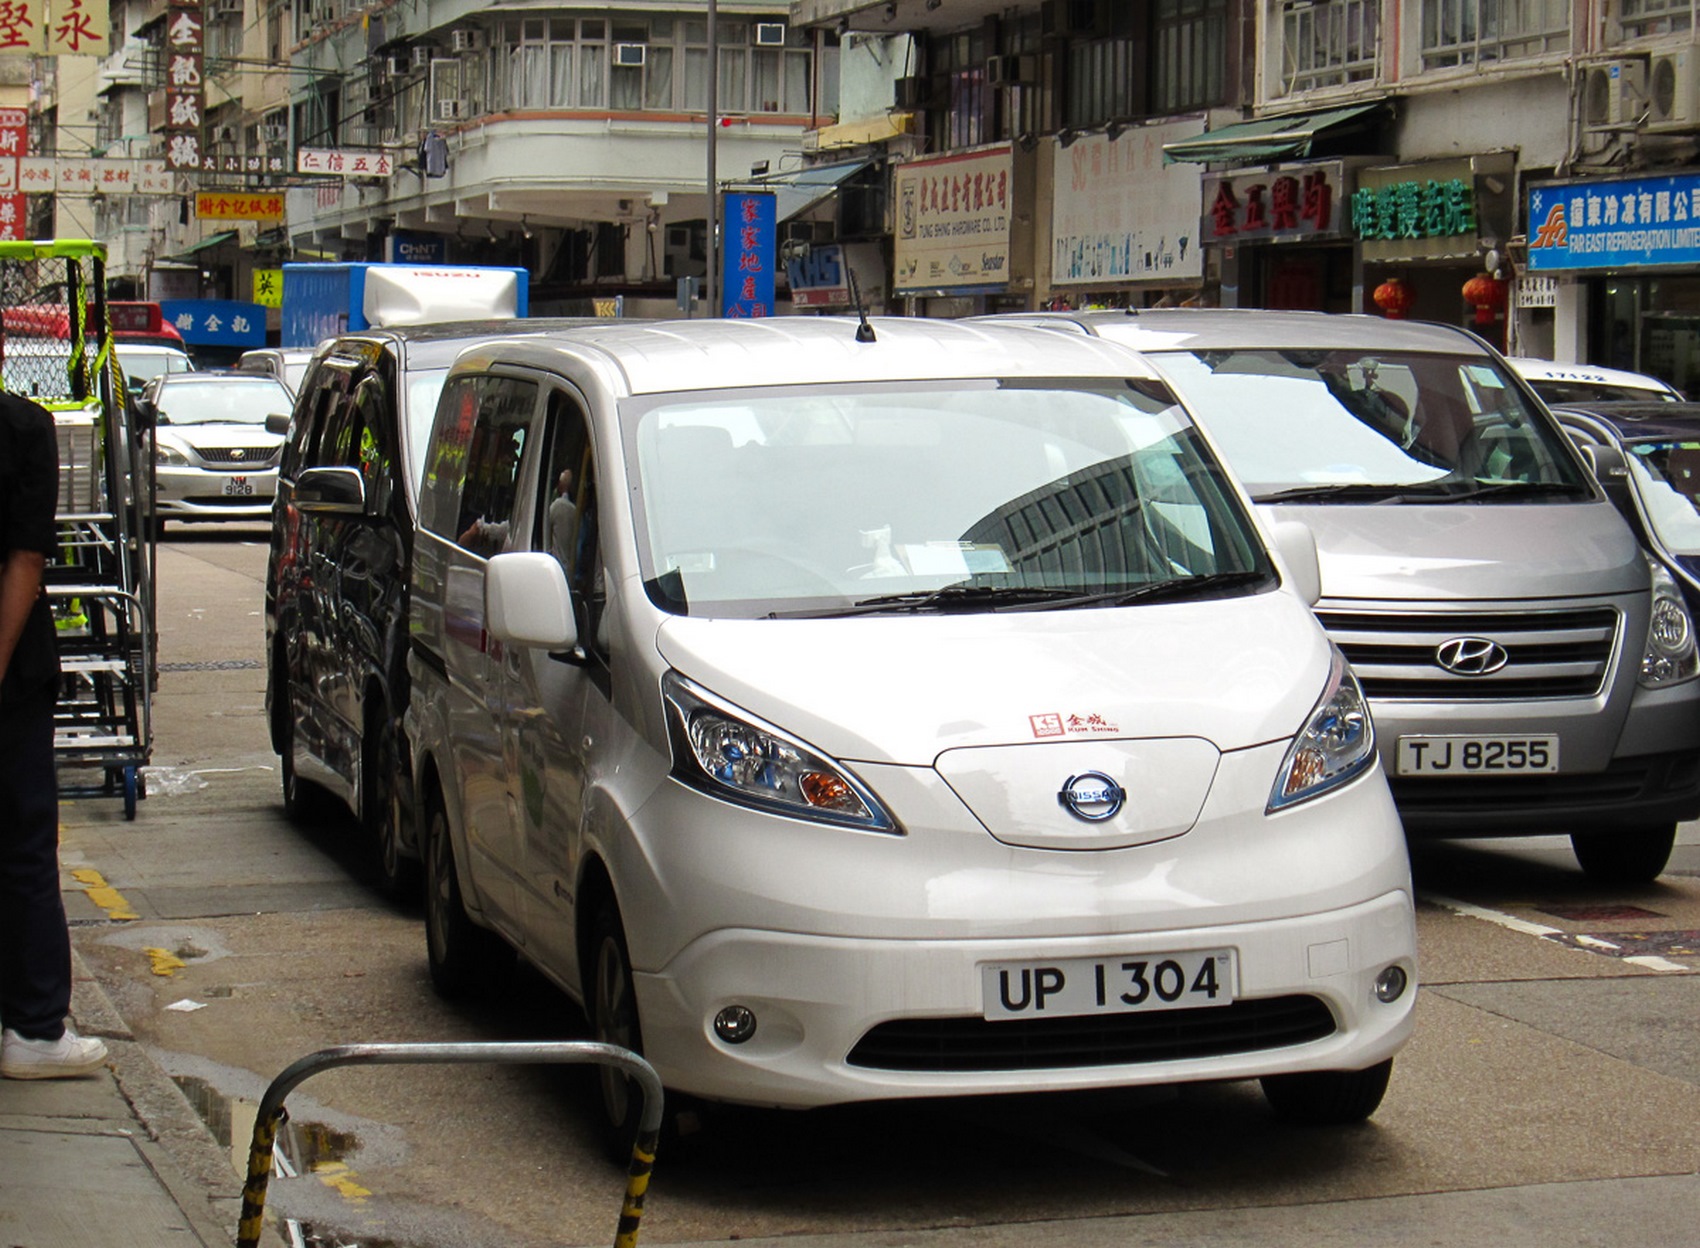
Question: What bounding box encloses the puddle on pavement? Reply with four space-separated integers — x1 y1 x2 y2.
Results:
173 1075 403 1248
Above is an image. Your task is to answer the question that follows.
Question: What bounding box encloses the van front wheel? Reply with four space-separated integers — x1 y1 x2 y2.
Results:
1570 823 1675 885
589 900 645 1159
423 798 499 996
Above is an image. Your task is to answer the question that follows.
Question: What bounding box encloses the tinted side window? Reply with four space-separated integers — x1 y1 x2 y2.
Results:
283 366 346 478
418 373 538 555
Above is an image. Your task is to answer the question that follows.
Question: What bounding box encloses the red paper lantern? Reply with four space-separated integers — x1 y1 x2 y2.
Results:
1372 277 1414 319
1462 272 1508 325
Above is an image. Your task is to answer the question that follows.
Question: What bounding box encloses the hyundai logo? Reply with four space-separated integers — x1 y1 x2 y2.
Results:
1435 636 1509 676
1057 771 1126 822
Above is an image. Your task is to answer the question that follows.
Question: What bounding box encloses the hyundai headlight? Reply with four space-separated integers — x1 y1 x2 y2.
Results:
662 672 898 832
1640 557 1699 688
1268 647 1376 812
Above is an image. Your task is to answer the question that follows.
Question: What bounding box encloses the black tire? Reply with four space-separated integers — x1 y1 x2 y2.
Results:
1261 1058 1393 1125
365 702 421 901
423 795 501 997
588 899 647 1161
275 674 325 823
1570 824 1676 885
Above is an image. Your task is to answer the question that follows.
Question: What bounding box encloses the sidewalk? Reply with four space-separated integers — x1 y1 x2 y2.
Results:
0 945 242 1248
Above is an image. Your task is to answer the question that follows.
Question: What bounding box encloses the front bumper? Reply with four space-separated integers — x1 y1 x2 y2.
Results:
155 465 278 521
633 887 1416 1109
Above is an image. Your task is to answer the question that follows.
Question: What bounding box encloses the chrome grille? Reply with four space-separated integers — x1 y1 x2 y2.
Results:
199 446 280 467
1315 607 1621 701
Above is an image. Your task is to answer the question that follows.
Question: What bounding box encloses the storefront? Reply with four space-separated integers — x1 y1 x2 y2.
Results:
1045 119 1205 309
1354 153 1519 349
893 143 1016 317
1527 170 1700 394
1197 159 1368 312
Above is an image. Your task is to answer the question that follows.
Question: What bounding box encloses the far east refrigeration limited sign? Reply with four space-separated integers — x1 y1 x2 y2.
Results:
1527 172 1700 271
894 145 1012 294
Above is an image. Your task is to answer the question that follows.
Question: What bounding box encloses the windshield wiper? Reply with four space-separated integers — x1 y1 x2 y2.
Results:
1415 480 1592 502
1021 570 1272 610
1253 483 1421 504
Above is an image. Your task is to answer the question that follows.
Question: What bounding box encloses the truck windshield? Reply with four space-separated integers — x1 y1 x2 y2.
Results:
1625 441 1700 554
1148 349 1591 502
629 378 1274 619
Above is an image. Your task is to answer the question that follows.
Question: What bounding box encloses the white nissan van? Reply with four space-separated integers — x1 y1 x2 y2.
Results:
404 317 1416 1145
994 310 1700 882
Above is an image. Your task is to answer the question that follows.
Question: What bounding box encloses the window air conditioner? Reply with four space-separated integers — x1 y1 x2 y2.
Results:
383 55 407 76
411 45 434 70
755 22 786 46
614 43 646 67
1648 49 1700 131
1583 60 1646 129
450 28 482 53
259 123 287 142
986 54 1032 86
212 124 238 144
436 98 467 121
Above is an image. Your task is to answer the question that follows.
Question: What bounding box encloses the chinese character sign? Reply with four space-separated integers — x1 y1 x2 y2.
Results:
894 145 1013 293
0 0 46 53
1200 164 1345 244
165 0 205 173
253 268 282 308
47 0 107 54
721 191 776 319
157 299 266 348
1527 173 1700 271
0 108 26 241
296 147 395 178
194 190 284 220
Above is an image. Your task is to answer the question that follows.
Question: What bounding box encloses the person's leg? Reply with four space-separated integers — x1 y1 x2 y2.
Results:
0 689 71 1041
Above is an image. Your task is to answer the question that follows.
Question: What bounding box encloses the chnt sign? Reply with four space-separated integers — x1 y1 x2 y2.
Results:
1527 172 1700 271
1201 162 1349 243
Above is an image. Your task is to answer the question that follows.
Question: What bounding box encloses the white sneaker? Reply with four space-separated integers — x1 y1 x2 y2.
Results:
0 1027 110 1079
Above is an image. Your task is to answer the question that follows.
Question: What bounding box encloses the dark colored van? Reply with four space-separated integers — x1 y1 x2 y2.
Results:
265 318 603 893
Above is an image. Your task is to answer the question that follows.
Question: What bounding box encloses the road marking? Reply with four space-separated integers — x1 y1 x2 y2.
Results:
1424 893 1691 973
70 867 139 921
144 947 188 976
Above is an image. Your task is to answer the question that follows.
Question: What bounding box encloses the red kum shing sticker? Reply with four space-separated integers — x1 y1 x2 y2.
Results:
1030 712 1120 738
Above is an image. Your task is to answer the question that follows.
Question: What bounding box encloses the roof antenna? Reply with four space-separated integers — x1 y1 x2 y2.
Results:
845 259 877 343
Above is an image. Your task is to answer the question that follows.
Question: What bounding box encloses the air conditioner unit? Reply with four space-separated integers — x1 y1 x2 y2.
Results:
754 22 786 46
450 28 482 53
212 124 238 144
894 75 929 110
1583 60 1646 129
211 0 242 17
436 98 466 121
614 42 646 67
1648 49 1700 131
259 123 286 142
411 45 434 70
383 55 407 76
986 54 1033 86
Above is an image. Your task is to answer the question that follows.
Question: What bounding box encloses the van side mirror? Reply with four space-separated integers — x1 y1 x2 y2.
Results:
486 552 579 651
295 465 368 515
266 412 290 436
1270 520 1322 607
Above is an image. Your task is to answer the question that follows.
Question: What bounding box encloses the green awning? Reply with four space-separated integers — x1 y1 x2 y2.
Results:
164 230 238 261
1162 104 1384 166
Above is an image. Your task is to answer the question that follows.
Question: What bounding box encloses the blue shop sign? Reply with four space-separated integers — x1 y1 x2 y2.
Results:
721 191 776 318
159 299 267 347
1528 172 1700 271
390 231 447 264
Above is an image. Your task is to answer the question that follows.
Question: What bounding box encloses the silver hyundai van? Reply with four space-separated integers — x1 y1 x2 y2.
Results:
404 317 1417 1147
998 309 1700 882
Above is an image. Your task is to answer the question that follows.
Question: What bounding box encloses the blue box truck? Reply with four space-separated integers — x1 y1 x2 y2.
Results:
281 262 529 348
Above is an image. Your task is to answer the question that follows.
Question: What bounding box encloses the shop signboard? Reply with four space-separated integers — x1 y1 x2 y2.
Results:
784 241 884 309
1515 275 1558 308
1528 171 1700 271
1200 160 1353 244
159 298 266 347
1353 153 1514 262
1052 120 1203 285
721 191 776 318
895 144 1012 294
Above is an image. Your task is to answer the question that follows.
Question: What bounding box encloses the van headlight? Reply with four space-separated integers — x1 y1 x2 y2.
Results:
1268 647 1376 812
662 672 899 832
155 439 191 466
1640 558 1699 688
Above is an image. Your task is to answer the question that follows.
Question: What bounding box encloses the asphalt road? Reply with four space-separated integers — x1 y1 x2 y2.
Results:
57 525 1700 1248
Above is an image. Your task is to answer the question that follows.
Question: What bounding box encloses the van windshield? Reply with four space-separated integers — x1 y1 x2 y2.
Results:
1148 349 1592 503
630 378 1274 618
